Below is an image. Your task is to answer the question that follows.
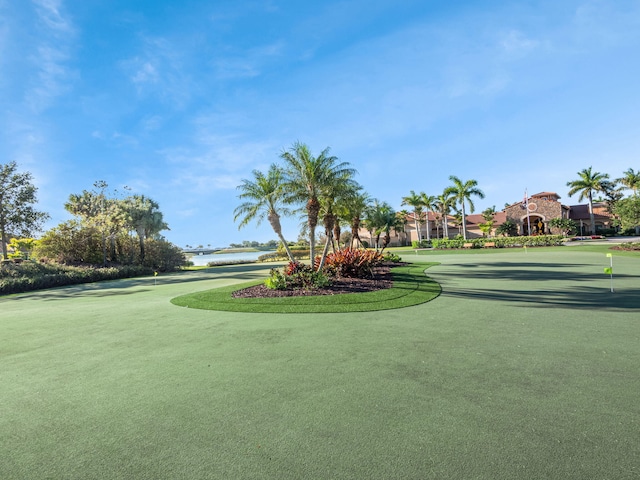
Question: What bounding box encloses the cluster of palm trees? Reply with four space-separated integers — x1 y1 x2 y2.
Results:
235 142 376 270
567 167 640 235
234 143 489 270
400 176 485 242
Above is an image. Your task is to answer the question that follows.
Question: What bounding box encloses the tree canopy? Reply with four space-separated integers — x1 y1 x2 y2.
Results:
0 162 49 259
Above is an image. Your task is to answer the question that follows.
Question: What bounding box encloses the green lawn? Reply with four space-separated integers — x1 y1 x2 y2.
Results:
1 249 639 479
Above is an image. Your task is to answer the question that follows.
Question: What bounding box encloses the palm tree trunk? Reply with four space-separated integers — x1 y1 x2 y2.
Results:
461 202 467 239
588 193 596 235
268 211 295 263
317 231 332 270
426 211 431 241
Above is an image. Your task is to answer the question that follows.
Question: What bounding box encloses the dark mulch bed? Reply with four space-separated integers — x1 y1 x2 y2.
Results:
232 265 394 298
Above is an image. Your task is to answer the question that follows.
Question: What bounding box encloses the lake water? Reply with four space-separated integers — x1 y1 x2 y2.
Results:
188 250 276 266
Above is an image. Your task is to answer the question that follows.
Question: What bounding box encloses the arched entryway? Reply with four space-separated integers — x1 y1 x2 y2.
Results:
521 215 546 235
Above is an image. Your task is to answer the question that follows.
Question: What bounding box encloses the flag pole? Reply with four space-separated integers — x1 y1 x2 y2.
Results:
525 188 531 236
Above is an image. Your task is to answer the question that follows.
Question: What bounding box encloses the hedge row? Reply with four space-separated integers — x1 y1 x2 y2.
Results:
258 250 310 262
429 235 566 249
0 261 153 295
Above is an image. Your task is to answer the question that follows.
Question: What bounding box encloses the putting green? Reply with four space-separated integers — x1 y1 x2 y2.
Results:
1 249 639 479
170 262 441 313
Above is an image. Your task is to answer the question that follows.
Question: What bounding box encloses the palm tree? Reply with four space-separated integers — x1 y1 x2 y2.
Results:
444 176 485 240
341 189 371 248
401 190 424 245
566 167 611 235
434 192 454 239
281 142 355 265
365 200 397 252
419 192 436 241
617 168 640 196
317 178 360 269
125 195 168 263
233 164 295 263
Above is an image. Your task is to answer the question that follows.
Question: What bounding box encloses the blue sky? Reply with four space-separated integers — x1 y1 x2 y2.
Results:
2 0 639 248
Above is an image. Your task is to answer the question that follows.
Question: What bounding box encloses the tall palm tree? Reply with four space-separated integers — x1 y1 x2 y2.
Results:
566 167 611 235
435 192 454 239
401 190 424 245
617 168 640 196
419 192 436 241
444 176 485 240
233 164 295 263
281 142 355 265
317 178 360 269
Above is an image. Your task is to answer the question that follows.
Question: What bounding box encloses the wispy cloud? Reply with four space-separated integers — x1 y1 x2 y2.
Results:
26 0 76 111
122 35 193 108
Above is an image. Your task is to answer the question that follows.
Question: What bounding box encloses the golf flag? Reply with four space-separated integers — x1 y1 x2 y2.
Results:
606 253 612 258
154 271 158 276
604 267 612 274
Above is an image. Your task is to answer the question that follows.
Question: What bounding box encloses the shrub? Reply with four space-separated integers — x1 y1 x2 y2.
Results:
383 252 402 263
320 248 384 279
264 262 331 290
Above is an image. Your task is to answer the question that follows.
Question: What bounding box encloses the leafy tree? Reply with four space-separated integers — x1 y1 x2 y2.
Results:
234 164 295 263
0 162 50 259
548 218 578 236
65 181 127 266
281 142 355 265
444 176 485 240
401 190 425 242
613 196 640 232
7 237 36 259
566 167 611 235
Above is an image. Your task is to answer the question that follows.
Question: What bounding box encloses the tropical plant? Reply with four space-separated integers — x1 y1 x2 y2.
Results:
365 200 398 252
124 195 168 263
0 162 49 259
548 218 578 236
444 176 485 240
616 168 640 196
419 193 436 241
434 192 454 239
342 189 371 249
566 167 611 235
478 205 497 237
281 142 356 267
495 219 518 237
401 190 424 244
234 164 295 263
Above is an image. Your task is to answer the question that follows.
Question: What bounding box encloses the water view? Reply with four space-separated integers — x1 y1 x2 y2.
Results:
188 250 275 266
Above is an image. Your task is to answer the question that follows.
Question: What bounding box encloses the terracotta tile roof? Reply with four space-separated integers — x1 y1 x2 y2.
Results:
568 205 612 220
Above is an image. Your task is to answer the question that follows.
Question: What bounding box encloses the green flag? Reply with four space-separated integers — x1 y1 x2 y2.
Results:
604 267 613 274
606 253 612 258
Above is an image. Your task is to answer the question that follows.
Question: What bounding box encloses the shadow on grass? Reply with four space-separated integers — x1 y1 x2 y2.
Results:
434 261 640 311
1 263 277 302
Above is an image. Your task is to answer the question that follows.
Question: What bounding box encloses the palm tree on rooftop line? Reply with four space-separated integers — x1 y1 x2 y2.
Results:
616 168 640 197
281 142 356 268
233 164 295 263
401 190 425 245
420 192 436 242
443 176 485 240
435 192 454 239
566 167 611 235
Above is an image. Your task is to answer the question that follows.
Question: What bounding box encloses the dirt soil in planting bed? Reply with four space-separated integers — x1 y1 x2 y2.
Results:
232 264 396 298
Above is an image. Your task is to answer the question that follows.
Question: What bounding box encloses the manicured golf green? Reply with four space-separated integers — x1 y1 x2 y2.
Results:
2 249 639 479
